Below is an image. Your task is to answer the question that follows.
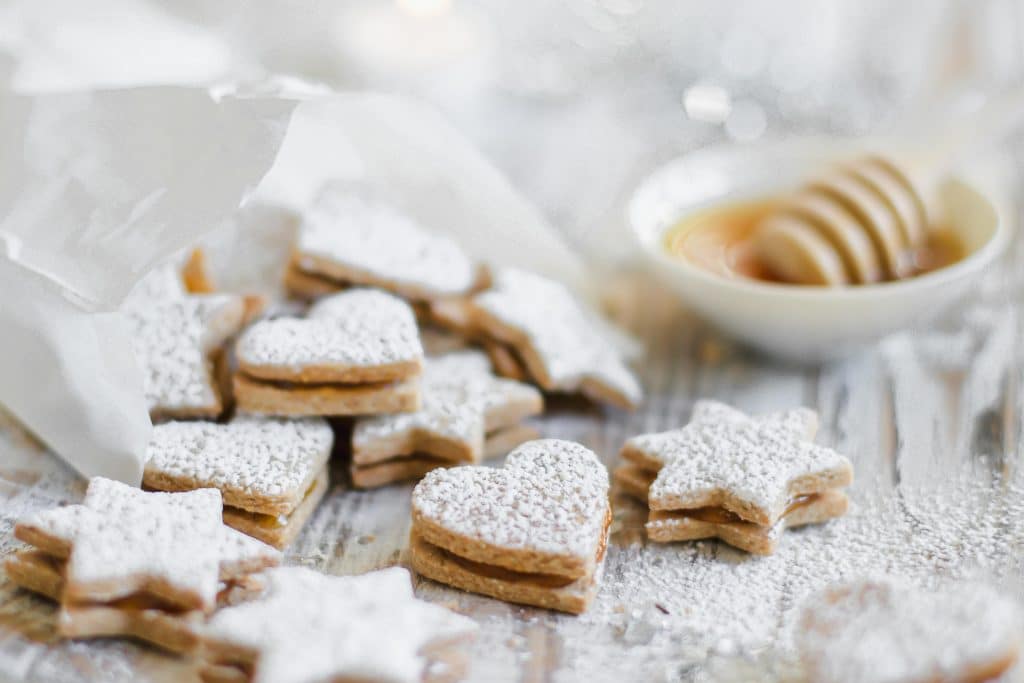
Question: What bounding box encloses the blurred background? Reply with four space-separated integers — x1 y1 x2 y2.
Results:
4 0 1023 265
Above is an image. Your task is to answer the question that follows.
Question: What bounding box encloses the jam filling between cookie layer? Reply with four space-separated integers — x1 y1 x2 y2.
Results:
237 373 413 392
226 478 321 530
422 539 579 589
662 494 819 525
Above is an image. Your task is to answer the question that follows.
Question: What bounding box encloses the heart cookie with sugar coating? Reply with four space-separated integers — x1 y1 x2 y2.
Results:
233 288 424 416
409 438 610 614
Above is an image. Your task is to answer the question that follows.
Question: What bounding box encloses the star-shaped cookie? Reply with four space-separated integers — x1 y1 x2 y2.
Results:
143 416 334 548
122 265 247 420
15 477 279 611
200 566 478 683
468 268 642 410
798 579 1022 683
643 403 851 526
351 351 543 486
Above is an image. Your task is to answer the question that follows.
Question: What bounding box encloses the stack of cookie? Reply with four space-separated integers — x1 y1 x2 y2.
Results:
280 189 642 413
409 439 611 614
4 478 279 654
615 400 853 555
350 350 543 488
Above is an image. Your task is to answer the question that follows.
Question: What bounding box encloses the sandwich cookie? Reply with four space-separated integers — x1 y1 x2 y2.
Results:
410 439 611 614
351 351 543 488
234 289 424 416
6 478 279 653
143 417 333 548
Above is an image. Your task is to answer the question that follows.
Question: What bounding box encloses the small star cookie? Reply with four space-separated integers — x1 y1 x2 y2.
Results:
122 265 248 420
351 351 543 488
200 566 478 683
8 477 279 653
798 579 1022 683
286 191 482 302
410 439 611 614
143 417 334 548
467 268 642 410
234 288 424 416
618 400 850 554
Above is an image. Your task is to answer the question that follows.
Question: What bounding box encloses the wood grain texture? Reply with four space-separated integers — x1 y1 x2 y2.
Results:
2 238 1024 682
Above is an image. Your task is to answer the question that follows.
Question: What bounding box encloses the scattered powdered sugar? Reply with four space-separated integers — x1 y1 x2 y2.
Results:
473 268 642 406
20 478 225 609
412 439 609 561
236 288 423 371
556 472 1024 682
646 410 851 520
353 351 541 454
145 417 333 500
296 192 478 298
203 566 477 683
121 267 244 415
797 579 1022 683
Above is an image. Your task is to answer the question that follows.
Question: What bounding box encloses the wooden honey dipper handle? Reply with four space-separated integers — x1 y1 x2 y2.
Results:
755 87 1024 286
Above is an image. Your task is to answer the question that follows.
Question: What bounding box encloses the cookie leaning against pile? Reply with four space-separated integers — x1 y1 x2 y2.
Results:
616 400 853 554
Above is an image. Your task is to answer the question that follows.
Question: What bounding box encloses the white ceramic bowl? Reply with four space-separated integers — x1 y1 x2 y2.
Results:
628 138 1013 362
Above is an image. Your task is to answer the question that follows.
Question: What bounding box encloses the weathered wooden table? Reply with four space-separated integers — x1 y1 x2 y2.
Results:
2 233 1023 682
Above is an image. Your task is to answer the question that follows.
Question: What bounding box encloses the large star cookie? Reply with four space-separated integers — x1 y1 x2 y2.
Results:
286 191 482 302
144 416 334 548
619 400 850 554
8 477 279 653
200 566 478 683
467 268 642 410
798 579 1022 683
351 351 543 488
234 288 424 416
122 265 248 420
410 439 611 614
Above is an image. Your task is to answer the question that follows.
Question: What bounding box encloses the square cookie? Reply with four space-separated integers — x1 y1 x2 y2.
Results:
143 417 334 548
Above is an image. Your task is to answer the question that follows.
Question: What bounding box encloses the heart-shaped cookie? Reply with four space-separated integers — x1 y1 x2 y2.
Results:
410 439 610 613
233 289 423 416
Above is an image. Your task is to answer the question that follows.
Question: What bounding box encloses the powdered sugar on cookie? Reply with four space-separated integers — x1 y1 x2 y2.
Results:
412 439 609 561
295 192 478 299
647 407 852 523
236 288 422 372
471 268 641 409
627 400 818 470
19 478 225 609
145 417 332 505
202 565 477 683
798 579 1022 683
122 266 245 418
354 351 541 456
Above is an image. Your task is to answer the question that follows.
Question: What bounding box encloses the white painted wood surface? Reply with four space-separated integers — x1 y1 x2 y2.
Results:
2 235 1023 682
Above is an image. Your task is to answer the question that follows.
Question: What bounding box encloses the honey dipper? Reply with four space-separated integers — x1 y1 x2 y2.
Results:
754 156 930 286
754 89 1024 286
